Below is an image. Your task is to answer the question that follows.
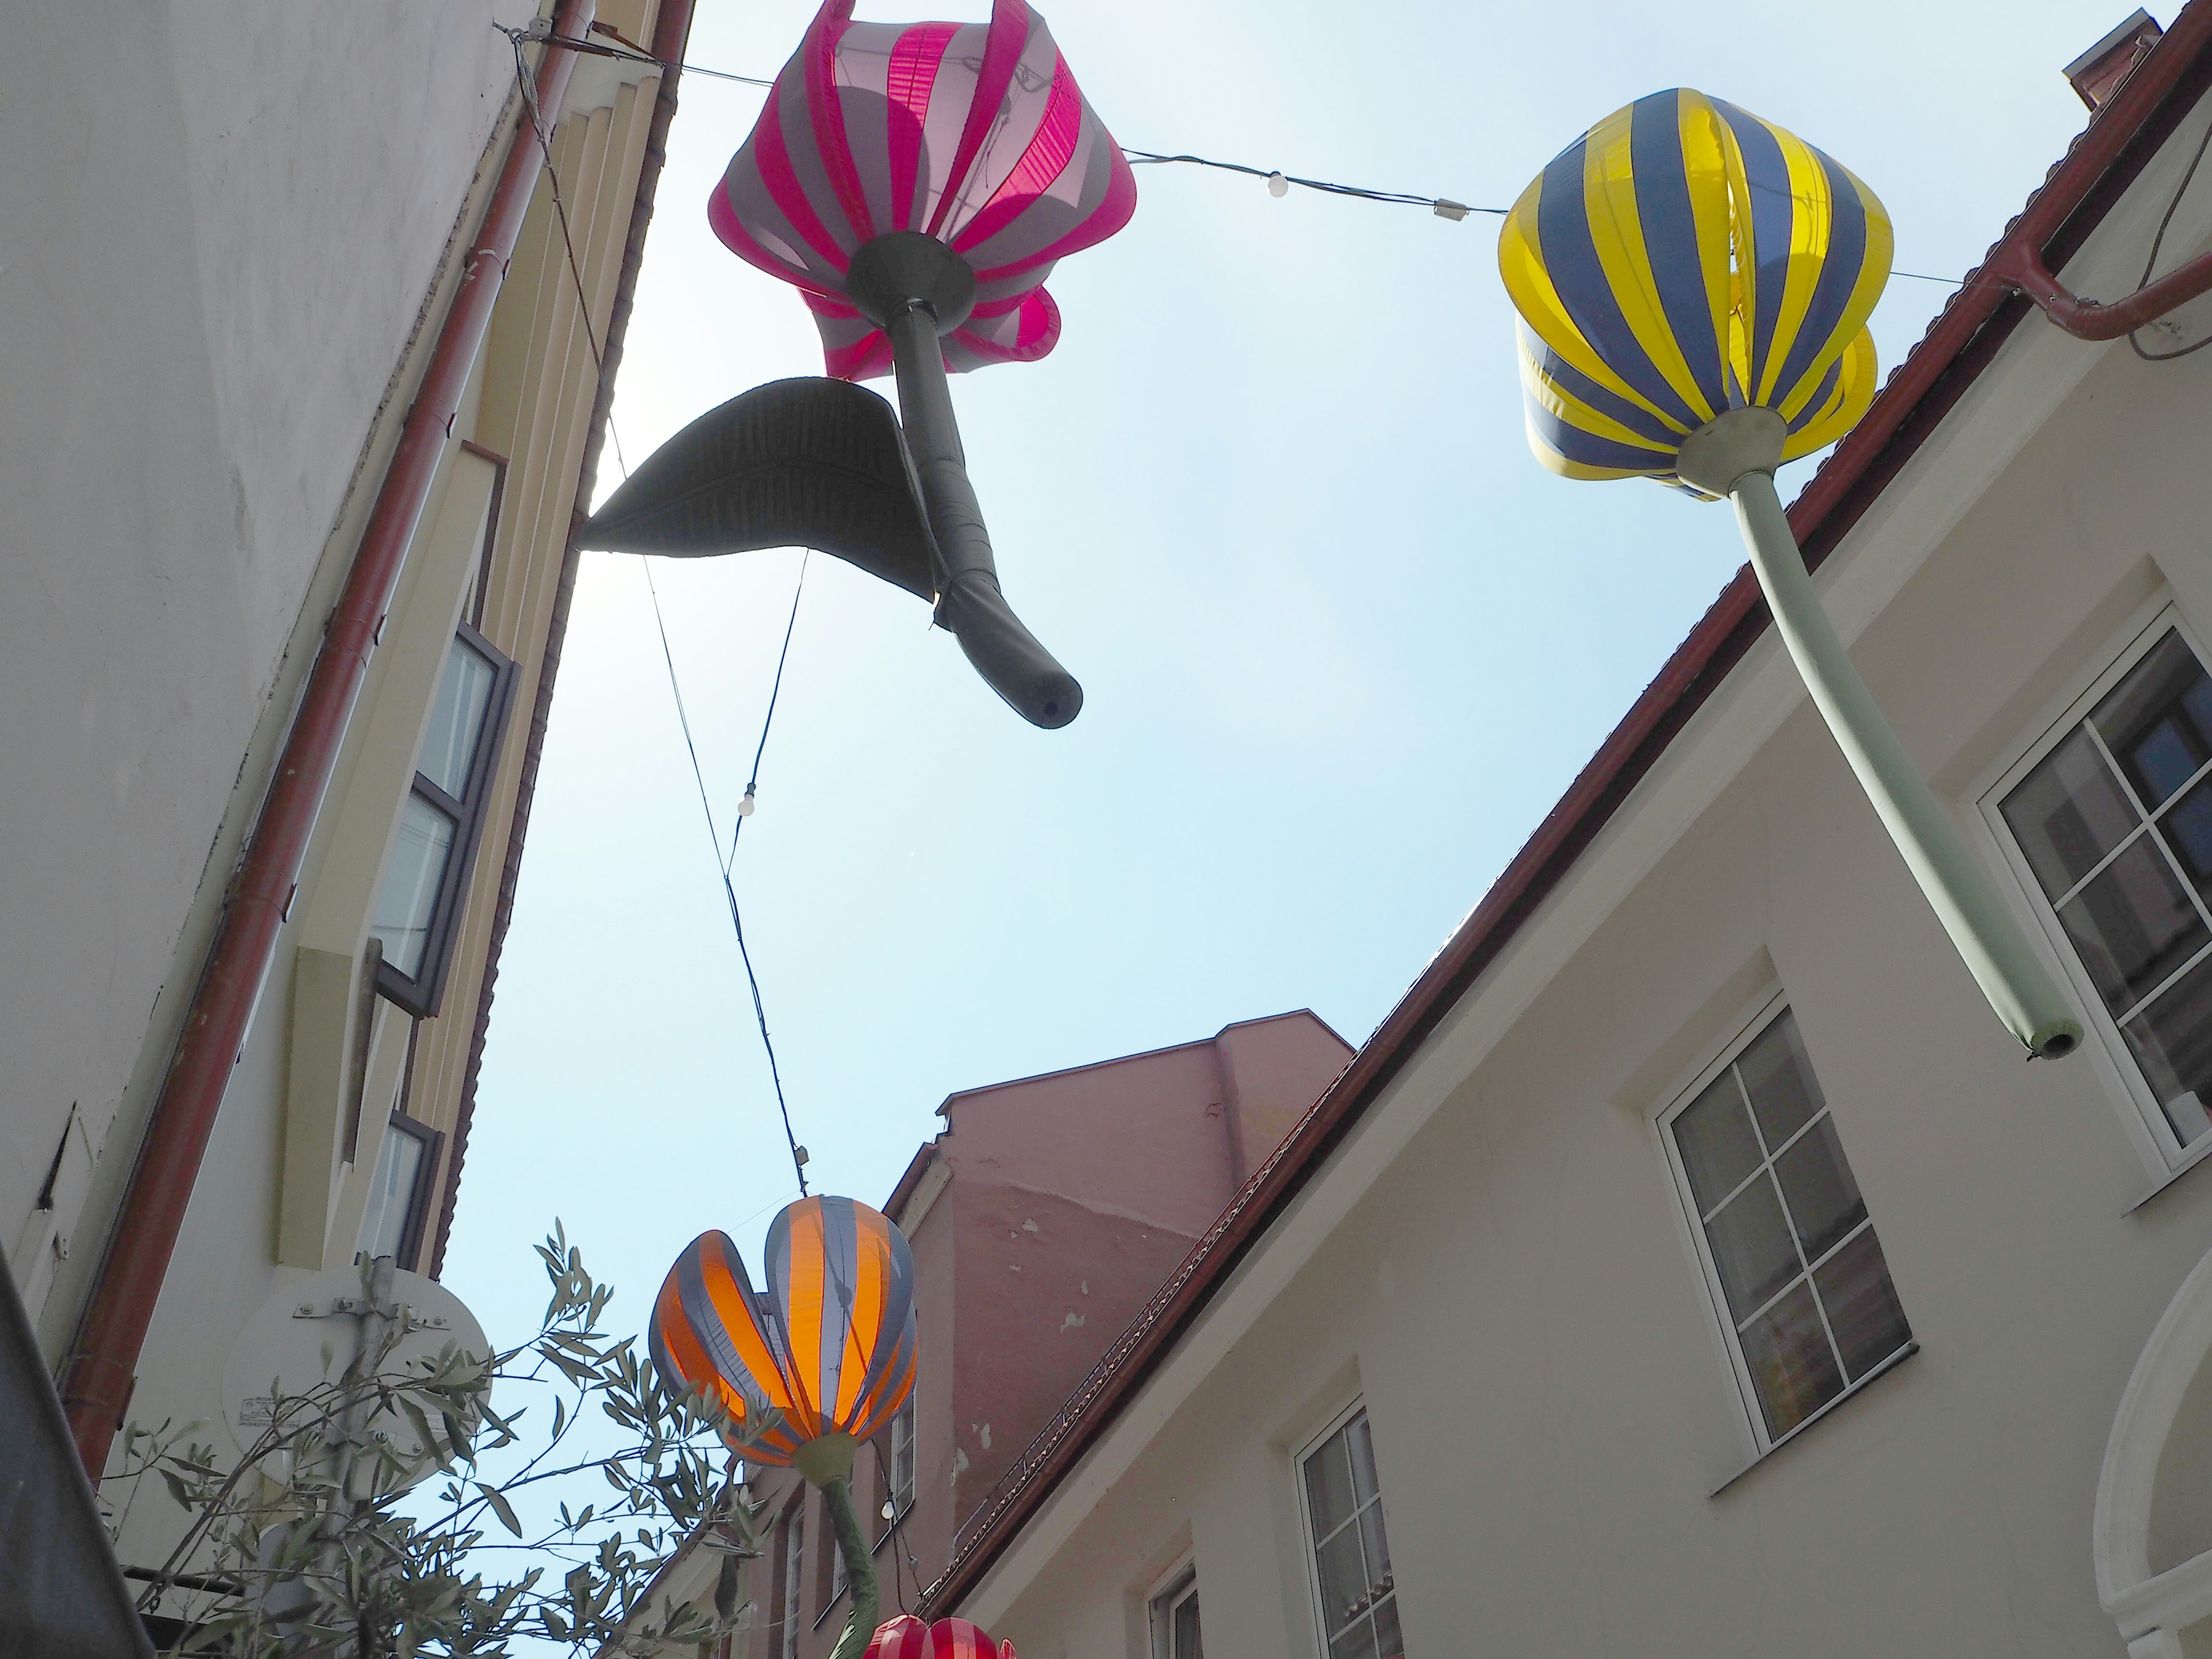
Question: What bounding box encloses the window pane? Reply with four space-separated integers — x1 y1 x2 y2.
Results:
358 1126 424 1262
2093 631 2212 810
1739 1279 1844 1438
2161 782 2212 897
421 637 498 800
1315 1524 1369 1637
1704 1173 1801 1323
2001 728 2139 898
1327 1619 1378 1659
1370 1597 1403 1659
1673 1072 1762 1216
1357 1502 1392 1590
891 1403 915 1510
1172 1589 1202 1659
370 793 457 978
1346 1412 1380 1508
1810 1226 1912 1382
1303 1432 1357 1541
1736 1010 1825 1151
2055 835 2207 1014
1773 1116 1868 1264
2122 954 2212 1146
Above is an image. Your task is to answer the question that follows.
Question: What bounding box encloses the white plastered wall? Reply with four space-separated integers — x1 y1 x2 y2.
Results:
0 0 537 1313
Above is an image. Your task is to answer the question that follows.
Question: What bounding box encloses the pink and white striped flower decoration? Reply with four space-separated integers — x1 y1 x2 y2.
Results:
864 1615 1016 1659
709 0 1137 381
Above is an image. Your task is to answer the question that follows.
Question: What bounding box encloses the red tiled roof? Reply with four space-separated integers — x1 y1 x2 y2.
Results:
923 2 2212 1615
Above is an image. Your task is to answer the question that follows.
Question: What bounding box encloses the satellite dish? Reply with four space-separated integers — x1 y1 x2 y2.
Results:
221 1262 492 1491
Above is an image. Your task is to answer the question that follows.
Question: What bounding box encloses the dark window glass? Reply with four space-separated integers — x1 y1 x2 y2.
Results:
2093 631 2212 810
372 624 515 1017
2001 729 2138 896
2055 836 2207 1013
1739 1281 1845 1438
2002 630 2212 1150
1673 1071 1763 1216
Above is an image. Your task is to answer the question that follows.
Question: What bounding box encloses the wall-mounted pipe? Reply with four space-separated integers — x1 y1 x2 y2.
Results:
1998 239 2212 339
62 0 594 1481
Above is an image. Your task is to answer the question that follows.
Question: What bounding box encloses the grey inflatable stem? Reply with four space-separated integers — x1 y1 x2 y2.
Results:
820 1476 878 1659
1677 409 2084 1060
847 232 1082 728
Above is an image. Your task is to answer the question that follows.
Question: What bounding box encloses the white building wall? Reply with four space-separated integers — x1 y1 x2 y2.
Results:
966 175 2212 1659
0 0 531 1296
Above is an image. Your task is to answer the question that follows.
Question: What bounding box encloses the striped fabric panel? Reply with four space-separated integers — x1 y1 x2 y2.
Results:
1499 88 1890 487
710 0 1135 381
650 1200 919 1468
864 1618 1013 1659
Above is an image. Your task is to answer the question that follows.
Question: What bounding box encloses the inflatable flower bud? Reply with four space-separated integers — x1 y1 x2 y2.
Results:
582 0 1138 730
649 1196 916 1485
1498 89 2084 1061
1499 87 1891 490
867 1615 1017 1659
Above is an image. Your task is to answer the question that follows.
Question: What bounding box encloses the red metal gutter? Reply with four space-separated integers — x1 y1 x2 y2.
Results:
431 0 699 1276
922 0 2212 1615
62 0 596 1479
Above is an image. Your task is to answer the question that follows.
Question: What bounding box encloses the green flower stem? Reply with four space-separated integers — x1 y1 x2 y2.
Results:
821 1476 878 1659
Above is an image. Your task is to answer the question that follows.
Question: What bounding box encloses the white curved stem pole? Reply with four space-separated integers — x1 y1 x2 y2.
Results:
1732 471 2084 1059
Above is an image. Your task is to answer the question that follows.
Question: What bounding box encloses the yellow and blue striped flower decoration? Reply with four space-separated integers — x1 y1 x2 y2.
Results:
1499 88 1892 490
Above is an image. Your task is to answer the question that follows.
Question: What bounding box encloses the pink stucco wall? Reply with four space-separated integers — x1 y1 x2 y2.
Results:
741 1012 1350 1659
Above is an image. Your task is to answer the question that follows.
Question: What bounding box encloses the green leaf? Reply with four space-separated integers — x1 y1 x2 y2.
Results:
478 1482 524 1537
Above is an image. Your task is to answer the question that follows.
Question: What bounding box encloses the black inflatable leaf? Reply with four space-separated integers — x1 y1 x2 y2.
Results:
579 377 937 600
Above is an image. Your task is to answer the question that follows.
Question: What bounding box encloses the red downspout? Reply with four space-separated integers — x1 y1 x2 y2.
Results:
62 0 595 1479
1998 238 2212 339
1998 5 2212 340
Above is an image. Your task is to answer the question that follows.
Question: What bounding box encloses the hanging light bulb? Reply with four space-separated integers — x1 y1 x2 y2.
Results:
1266 171 1289 198
738 786 757 817
881 1499 895 1521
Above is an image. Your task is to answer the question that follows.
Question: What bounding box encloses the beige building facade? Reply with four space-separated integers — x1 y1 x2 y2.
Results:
927 17 2212 1659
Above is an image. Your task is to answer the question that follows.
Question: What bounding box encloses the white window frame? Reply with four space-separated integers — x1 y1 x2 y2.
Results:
1291 1398 1399 1659
1653 990 1915 1457
1145 1557 1201 1659
1979 600 2212 1182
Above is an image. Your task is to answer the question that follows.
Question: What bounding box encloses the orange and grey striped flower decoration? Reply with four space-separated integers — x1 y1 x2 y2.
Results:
1498 88 1892 488
650 1196 917 1472
866 1616 1015 1659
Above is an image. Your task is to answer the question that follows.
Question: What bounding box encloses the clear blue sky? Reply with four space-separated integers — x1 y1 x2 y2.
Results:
443 0 2136 1342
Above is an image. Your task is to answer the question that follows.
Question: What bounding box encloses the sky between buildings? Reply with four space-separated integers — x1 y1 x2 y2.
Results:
443 0 2135 1347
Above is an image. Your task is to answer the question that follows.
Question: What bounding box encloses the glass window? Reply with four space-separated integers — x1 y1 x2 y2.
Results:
419 637 498 799
369 794 457 978
357 1115 438 1269
1665 1008 1912 1446
1298 1408 1400 1659
1149 1569 1202 1659
1998 625 2212 1151
371 623 513 1018
889 1400 915 1517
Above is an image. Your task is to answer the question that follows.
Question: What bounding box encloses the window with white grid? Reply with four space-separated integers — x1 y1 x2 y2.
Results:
1661 1005 1913 1449
1296 1407 1400 1659
1989 618 2212 1165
